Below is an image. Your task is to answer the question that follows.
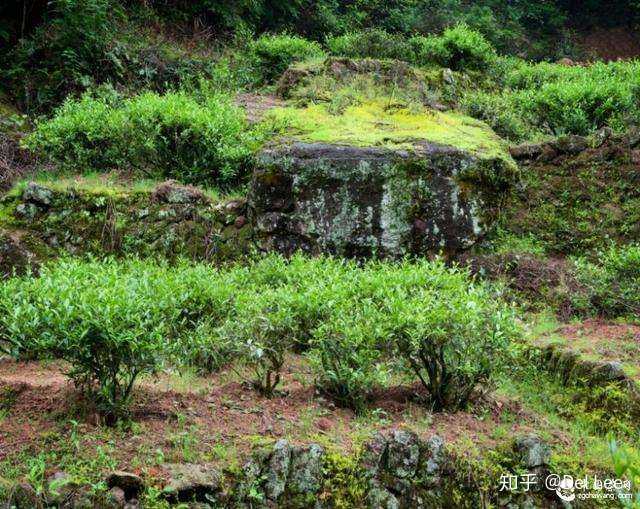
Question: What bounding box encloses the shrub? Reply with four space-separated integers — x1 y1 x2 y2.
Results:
0 258 224 419
326 29 414 61
250 34 325 83
24 91 253 185
310 311 388 412
388 263 517 411
0 254 518 416
572 244 640 318
461 92 532 142
412 24 497 71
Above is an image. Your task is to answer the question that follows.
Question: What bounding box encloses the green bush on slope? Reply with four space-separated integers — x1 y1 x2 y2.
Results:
24 91 253 185
0 255 517 419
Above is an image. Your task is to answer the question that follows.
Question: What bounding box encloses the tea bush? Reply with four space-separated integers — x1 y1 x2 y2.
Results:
572 244 640 318
326 29 413 61
24 91 253 185
411 24 497 71
250 34 325 83
462 59 640 139
0 258 227 419
0 254 518 418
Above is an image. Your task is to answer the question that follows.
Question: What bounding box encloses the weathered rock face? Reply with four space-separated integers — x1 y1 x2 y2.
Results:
0 228 35 278
251 141 516 258
0 181 253 273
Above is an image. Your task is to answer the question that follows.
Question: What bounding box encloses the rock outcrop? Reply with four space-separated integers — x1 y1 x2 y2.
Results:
251 115 517 258
0 180 252 275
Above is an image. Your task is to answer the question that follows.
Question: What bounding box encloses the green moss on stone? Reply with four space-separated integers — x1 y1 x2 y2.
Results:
266 99 512 161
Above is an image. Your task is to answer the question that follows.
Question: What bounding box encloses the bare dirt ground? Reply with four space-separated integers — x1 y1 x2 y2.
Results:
0 356 530 473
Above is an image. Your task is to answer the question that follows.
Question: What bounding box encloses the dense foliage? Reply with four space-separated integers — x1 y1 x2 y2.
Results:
572 244 640 318
24 91 253 185
0 255 517 417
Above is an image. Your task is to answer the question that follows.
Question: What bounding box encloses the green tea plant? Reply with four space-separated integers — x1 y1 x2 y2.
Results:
610 438 640 507
410 24 497 71
0 258 226 419
250 34 325 83
25 91 253 185
0 254 518 417
326 29 413 61
572 244 640 318
385 262 516 411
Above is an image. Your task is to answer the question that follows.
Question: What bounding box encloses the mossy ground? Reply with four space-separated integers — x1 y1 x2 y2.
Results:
265 99 513 160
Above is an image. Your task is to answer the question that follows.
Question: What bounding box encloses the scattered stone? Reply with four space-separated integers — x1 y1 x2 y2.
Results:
105 486 126 508
151 180 207 205
234 215 247 228
509 142 546 161
106 471 144 500
14 202 39 219
264 439 292 500
593 126 614 147
552 134 589 155
6 482 43 509
386 429 420 479
162 463 221 503
515 435 550 469
0 228 34 278
22 182 53 207
288 444 324 496
556 57 576 66
594 361 626 383
442 68 455 85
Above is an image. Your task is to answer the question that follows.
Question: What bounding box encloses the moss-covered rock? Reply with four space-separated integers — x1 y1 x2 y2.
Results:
0 180 254 269
251 102 517 258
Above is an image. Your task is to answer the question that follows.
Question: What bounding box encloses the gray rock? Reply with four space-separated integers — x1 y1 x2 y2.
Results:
105 471 144 500
288 444 325 496
594 361 627 382
361 432 389 478
509 142 546 161
162 463 221 503
386 429 421 479
250 141 516 258
442 68 455 85
105 487 126 508
514 435 550 469
367 486 400 509
46 471 77 508
593 127 613 147
22 182 53 207
0 229 34 279
264 439 292 500
15 202 39 220
423 435 445 478
151 181 207 205
552 135 589 155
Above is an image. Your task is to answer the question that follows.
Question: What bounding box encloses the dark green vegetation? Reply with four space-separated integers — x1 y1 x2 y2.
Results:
1 0 640 507
0 255 516 417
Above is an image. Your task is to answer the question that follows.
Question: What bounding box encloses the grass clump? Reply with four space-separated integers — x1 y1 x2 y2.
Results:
24 90 254 186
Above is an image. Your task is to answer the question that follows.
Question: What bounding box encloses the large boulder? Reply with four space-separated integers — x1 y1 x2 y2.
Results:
250 103 517 258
